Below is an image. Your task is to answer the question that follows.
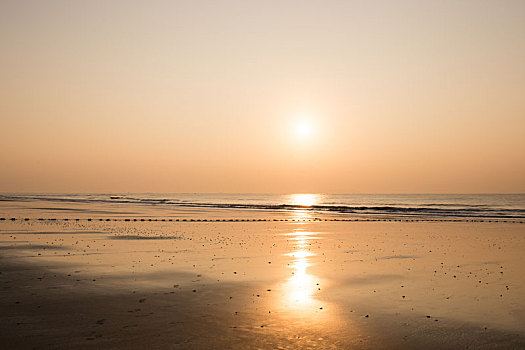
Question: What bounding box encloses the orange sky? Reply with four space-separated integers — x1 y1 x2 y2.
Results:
1 1 524 193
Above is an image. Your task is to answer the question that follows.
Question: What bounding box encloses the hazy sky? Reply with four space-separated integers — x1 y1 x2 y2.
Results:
1 0 524 193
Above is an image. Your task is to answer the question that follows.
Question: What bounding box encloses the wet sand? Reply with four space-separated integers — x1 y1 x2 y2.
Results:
1 218 525 349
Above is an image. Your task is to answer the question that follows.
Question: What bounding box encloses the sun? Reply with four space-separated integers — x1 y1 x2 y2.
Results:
295 121 312 139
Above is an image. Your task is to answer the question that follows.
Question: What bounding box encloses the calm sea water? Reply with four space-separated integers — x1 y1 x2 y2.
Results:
1 193 524 220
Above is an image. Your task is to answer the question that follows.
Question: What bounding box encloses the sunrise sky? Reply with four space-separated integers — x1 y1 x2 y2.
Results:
1 0 524 193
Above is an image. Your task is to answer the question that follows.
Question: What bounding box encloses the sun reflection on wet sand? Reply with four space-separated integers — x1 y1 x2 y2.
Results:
279 230 323 317
285 253 316 305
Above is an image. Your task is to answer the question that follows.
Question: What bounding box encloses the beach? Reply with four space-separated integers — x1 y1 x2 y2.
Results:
2 1 524 347
1 197 524 349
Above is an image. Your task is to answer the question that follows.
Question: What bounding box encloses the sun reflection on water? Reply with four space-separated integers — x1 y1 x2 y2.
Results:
288 194 321 221
289 193 320 207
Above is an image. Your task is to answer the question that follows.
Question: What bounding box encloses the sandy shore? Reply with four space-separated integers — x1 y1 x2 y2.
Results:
1 219 524 349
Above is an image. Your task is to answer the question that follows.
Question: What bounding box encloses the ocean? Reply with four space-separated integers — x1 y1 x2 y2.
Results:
1 193 524 221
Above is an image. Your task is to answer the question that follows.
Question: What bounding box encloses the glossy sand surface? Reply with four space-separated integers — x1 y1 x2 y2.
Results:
1 219 524 349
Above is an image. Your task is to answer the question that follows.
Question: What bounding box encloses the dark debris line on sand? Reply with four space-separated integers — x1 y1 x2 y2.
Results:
0 217 523 223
